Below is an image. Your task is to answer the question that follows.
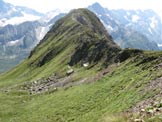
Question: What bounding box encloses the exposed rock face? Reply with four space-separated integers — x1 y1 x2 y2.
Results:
88 2 161 50
29 9 121 68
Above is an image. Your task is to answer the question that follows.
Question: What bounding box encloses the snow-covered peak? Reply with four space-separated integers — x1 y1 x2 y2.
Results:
0 13 41 26
0 0 44 26
39 9 68 23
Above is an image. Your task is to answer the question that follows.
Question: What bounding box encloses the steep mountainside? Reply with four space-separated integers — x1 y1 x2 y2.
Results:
29 9 120 67
0 8 120 85
1 2 162 73
88 2 161 50
0 8 162 122
0 13 65 73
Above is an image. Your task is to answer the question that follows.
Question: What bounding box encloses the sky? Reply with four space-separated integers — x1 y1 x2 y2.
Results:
4 0 162 17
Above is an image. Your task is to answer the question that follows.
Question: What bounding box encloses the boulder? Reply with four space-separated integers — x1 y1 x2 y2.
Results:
140 109 145 112
134 119 144 122
156 107 162 112
83 62 89 67
66 69 74 76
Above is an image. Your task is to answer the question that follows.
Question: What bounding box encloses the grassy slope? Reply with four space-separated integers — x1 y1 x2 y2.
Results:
0 9 162 121
0 15 78 87
1 51 162 122
0 9 119 88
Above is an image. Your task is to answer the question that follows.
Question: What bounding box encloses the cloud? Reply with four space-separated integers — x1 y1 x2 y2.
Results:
4 0 162 17
4 0 97 13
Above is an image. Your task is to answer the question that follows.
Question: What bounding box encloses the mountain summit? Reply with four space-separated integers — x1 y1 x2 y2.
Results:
29 8 120 68
1 8 162 122
0 8 121 87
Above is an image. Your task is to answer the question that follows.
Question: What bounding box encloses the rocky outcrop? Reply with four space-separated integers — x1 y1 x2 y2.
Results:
128 77 162 120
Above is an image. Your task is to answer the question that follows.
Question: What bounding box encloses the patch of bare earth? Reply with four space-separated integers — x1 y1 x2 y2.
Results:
21 64 118 94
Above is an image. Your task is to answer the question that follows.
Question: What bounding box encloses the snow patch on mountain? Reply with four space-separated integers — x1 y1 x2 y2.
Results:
106 14 110 17
40 9 68 23
6 39 21 46
148 28 152 34
0 0 44 26
6 36 24 47
127 12 130 16
132 15 140 22
150 17 158 29
106 14 113 20
0 13 40 26
158 44 162 47
124 15 128 20
36 26 49 41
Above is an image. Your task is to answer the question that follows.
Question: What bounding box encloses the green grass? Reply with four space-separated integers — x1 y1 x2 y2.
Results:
1 51 162 122
1 9 162 122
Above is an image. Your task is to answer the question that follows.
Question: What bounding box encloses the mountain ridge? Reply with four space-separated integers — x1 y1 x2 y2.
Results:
29 8 120 68
0 2 162 74
0 8 162 122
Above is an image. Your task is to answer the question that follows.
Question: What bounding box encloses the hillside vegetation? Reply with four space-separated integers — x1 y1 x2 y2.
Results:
0 9 162 122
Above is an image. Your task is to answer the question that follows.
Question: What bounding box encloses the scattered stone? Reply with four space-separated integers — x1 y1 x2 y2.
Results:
156 108 162 112
154 63 162 69
66 69 74 76
54 87 57 90
20 66 105 94
134 118 144 122
140 109 145 112
146 109 154 115
83 62 89 67
33 81 37 84
38 88 43 91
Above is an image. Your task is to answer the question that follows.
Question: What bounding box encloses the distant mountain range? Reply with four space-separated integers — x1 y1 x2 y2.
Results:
0 12 66 56
88 3 162 50
1 9 162 122
0 1 162 73
0 0 44 26
0 0 66 72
